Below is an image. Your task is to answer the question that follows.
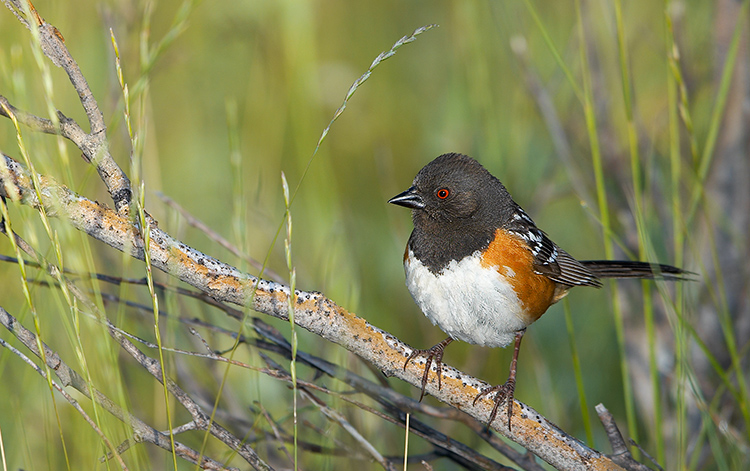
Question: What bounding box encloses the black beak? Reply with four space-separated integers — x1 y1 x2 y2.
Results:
388 186 425 209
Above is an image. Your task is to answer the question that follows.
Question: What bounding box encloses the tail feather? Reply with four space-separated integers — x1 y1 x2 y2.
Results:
580 260 692 281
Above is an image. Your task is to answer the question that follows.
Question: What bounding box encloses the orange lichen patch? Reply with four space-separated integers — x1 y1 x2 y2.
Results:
74 198 132 234
495 402 625 469
263 288 413 368
164 244 244 292
480 229 556 323
53 26 65 42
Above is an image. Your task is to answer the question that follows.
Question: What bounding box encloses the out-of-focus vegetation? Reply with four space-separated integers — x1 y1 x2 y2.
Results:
0 0 747 469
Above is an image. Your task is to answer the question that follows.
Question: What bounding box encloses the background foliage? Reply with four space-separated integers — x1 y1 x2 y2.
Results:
0 0 747 469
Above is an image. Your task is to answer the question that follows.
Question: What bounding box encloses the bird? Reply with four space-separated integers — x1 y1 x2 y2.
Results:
388 152 690 429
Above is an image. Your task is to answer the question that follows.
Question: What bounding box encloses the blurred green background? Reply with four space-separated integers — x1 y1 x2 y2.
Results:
1 0 747 469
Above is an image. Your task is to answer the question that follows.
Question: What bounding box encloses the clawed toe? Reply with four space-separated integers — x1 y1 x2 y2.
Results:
473 379 516 430
403 337 453 401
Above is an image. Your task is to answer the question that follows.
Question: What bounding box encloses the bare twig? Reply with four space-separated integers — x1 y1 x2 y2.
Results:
1 0 132 214
1 238 602 471
257 403 296 467
106 312 271 469
0 336 129 470
157 192 285 284
260 352 396 471
596 404 652 471
0 306 240 471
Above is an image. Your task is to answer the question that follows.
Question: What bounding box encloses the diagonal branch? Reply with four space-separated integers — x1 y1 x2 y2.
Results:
0 150 625 470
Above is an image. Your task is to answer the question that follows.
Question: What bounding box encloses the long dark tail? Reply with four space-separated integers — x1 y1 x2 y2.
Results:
580 260 692 281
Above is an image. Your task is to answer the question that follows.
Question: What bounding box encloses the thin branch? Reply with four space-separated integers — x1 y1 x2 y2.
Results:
259 353 396 471
156 192 285 284
0 335 130 471
105 309 271 469
0 306 240 471
257 404 297 467
1 1 132 214
596 404 652 471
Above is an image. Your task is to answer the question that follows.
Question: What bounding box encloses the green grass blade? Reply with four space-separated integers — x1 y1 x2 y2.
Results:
563 299 593 445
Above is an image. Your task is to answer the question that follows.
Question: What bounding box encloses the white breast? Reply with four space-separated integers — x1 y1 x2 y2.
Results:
404 249 528 348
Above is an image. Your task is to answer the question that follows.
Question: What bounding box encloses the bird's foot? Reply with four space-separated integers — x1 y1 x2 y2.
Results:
473 378 516 431
403 337 453 402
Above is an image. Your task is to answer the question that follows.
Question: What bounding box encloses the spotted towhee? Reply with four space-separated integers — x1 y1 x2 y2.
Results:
389 152 690 428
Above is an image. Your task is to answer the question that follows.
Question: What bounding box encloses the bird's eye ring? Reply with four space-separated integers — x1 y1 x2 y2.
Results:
436 188 450 199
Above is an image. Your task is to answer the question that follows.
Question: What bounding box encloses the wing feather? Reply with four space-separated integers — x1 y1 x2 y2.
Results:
505 208 601 288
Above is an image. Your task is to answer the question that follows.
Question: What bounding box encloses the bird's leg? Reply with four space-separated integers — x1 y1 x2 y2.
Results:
403 337 454 401
473 329 525 430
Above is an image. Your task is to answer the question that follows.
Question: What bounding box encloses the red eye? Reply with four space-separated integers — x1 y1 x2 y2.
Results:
436 188 450 199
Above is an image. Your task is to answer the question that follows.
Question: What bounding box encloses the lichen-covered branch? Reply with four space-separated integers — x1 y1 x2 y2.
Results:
0 151 623 470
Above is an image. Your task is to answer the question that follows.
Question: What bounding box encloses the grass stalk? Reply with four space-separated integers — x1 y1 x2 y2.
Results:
664 0 687 466
281 172 299 470
672 0 750 440
687 0 750 222
573 0 640 451
614 0 665 462
523 0 583 102
1 45 75 469
563 299 593 445
112 29 179 470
